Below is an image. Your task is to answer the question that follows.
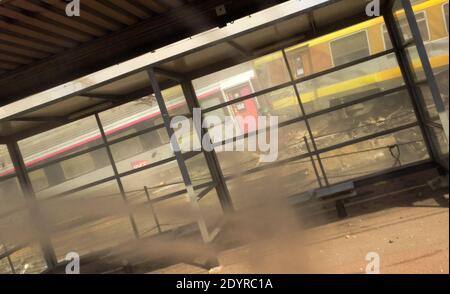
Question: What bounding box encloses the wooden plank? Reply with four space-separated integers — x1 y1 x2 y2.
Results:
10 0 107 37
82 0 139 26
109 0 151 19
0 31 62 53
43 0 123 31
0 19 77 48
0 51 34 64
0 6 92 42
160 0 186 9
0 40 48 59
137 0 168 14
0 60 19 70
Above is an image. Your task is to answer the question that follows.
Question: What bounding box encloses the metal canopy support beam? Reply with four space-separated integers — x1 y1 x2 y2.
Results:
94 114 140 239
307 12 317 33
383 8 437 165
153 67 185 82
181 80 234 212
384 0 448 171
401 0 449 142
146 67 210 242
82 94 124 102
227 40 254 58
6 140 58 270
8 116 70 123
281 49 328 186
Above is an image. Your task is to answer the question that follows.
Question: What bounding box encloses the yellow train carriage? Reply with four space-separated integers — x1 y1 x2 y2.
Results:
252 0 449 118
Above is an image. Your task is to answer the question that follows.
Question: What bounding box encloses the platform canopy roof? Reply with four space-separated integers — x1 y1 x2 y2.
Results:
0 0 388 141
0 0 292 104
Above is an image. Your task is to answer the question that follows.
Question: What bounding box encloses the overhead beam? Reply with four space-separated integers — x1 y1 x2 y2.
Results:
227 40 254 58
308 12 318 33
185 10 372 81
8 116 69 123
0 0 289 106
153 67 185 81
81 94 124 102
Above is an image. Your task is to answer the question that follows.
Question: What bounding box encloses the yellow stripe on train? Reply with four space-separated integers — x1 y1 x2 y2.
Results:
272 55 449 110
257 0 448 66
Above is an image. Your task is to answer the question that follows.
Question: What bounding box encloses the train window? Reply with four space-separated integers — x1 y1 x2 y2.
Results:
61 152 96 180
18 116 103 168
286 17 388 78
415 12 430 41
330 31 370 66
193 51 290 108
394 9 430 44
86 140 110 169
110 136 144 164
60 148 112 181
43 163 65 187
0 177 24 214
297 52 404 114
30 148 115 199
382 11 430 49
28 169 49 192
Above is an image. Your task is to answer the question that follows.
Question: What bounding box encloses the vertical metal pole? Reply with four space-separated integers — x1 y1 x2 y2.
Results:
181 80 234 212
383 7 438 164
7 255 16 274
144 186 162 234
2 242 16 274
281 49 329 186
146 68 210 243
6 141 57 270
401 0 449 141
94 114 140 239
303 136 323 187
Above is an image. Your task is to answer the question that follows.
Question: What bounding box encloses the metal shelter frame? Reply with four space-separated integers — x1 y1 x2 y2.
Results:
0 0 448 272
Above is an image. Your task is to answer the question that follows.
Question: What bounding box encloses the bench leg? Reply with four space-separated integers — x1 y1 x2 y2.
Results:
336 200 348 218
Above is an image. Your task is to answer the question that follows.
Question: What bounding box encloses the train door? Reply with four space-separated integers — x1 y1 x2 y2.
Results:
224 82 258 133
